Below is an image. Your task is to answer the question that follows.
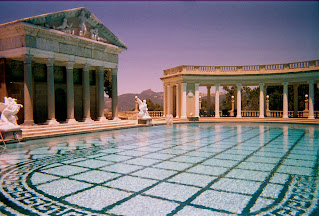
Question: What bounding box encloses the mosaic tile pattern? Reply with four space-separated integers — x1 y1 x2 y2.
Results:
0 123 318 215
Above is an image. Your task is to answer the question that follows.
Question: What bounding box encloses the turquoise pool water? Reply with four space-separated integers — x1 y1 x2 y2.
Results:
0 123 318 215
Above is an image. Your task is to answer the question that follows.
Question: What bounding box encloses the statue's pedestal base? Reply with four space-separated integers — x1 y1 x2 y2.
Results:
138 119 152 125
188 117 199 121
0 127 22 141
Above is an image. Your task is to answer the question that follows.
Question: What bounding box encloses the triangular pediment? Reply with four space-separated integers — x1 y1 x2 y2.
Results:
22 7 127 49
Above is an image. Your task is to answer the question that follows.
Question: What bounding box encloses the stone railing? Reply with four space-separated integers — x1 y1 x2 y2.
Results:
163 59 319 76
242 111 260 117
149 111 164 118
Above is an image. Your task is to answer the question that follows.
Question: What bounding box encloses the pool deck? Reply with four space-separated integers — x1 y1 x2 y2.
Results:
2 117 319 143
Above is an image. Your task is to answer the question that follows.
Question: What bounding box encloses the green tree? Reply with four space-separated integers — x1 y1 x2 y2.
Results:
104 69 112 98
222 86 235 110
146 99 163 111
200 98 214 116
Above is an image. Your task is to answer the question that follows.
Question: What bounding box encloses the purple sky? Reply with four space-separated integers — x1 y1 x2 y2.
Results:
0 1 318 95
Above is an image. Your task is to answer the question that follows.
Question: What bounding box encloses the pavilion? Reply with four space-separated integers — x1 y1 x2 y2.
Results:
161 60 319 119
0 7 126 125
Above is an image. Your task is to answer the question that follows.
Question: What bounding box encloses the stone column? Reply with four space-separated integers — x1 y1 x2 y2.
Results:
22 55 35 126
207 85 211 115
181 83 187 119
175 83 180 118
293 84 299 118
230 96 235 117
308 80 315 119
163 84 167 117
266 95 270 117
46 58 59 125
195 83 200 117
97 66 107 121
112 68 119 120
215 84 220 118
236 83 242 118
259 83 265 118
283 82 289 119
167 84 173 116
66 61 77 124
83 64 93 122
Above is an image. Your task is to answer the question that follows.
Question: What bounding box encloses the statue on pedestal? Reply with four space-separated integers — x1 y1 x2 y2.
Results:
0 97 23 129
0 97 23 141
135 96 152 125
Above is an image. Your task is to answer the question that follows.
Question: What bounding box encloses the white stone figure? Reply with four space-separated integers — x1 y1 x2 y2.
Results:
78 10 87 36
0 97 23 129
166 114 173 125
90 28 98 40
135 96 151 120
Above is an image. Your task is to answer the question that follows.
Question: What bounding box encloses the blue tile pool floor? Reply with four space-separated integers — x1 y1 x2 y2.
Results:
0 123 318 215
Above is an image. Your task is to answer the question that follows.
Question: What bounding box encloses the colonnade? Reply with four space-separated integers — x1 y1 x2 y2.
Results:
163 81 316 120
22 54 118 126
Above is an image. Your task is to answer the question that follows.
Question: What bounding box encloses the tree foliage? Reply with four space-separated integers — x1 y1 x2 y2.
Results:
104 69 112 98
146 99 163 111
222 84 319 111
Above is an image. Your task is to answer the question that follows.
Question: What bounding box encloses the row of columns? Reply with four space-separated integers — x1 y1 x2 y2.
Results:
164 81 316 120
22 55 118 126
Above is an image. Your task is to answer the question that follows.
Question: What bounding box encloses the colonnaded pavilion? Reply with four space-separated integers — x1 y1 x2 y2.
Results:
0 7 126 125
161 60 319 120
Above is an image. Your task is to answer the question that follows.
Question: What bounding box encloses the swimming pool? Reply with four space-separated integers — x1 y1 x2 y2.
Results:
0 123 318 215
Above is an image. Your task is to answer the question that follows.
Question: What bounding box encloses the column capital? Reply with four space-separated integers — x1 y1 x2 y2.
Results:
97 66 105 73
259 82 264 87
112 67 118 75
22 55 33 64
308 80 314 85
175 83 179 87
65 61 75 70
216 83 220 87
83 64 91 71
207 85 211 89
46 58 54 67
283 81 288 85
237 83 242 87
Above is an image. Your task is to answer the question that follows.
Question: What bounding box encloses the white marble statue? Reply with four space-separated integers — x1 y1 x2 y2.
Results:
90 28 99 40
135 96 151 120
78 10 87 36
166 114 173 125
0 97 23 129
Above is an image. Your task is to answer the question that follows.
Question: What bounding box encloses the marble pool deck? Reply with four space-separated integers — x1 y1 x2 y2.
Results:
16 117 319 141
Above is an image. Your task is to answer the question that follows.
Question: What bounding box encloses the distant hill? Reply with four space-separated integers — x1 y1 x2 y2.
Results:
105 89 163 111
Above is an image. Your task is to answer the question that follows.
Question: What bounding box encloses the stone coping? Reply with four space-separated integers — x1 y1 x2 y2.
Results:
2 117 317 144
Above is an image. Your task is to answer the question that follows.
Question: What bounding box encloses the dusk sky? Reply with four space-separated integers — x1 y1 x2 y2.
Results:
0 1 318 95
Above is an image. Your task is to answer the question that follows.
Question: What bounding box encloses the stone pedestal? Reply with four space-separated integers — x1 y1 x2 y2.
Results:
138 119 152 125
0 127 22 141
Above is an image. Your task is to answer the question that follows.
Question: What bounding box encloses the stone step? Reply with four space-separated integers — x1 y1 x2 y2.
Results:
21 121 137 139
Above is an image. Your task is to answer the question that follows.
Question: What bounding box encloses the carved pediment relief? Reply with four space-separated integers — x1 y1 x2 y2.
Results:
23 8 127 49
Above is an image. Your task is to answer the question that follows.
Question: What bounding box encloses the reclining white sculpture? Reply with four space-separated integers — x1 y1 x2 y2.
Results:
0 97 23 130
135 96 151 120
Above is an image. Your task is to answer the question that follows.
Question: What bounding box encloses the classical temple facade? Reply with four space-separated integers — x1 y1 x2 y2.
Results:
0 8 127 125
161 60 319 119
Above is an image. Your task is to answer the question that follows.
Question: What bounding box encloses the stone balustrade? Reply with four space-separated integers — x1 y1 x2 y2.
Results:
163 59 319 76
148 111 164 118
